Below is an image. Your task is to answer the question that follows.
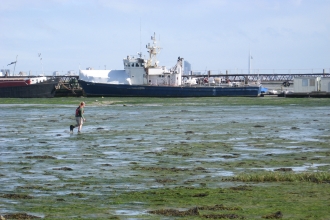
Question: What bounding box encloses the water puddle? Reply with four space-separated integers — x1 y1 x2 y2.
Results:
248 163 330 172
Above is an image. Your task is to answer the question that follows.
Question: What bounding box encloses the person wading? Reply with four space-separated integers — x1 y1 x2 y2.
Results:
70 102 86 133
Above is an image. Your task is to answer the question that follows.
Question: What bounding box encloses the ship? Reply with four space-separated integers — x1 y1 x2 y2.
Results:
78 33 262 97
0 76 59 98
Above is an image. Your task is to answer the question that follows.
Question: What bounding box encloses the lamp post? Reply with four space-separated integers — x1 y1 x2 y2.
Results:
39 53 44 75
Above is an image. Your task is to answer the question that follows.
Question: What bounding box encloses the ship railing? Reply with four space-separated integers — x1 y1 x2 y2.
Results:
2 70 78 77
183 81 250 87
182 76 250 87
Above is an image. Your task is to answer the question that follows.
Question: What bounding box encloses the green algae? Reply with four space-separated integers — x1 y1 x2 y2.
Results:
1 96 330 106
230 171 330 183
7 183 329 219
1 97 330 219
114 183 330 219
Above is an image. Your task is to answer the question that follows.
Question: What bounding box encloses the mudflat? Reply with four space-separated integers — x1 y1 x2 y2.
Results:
1 97 330 219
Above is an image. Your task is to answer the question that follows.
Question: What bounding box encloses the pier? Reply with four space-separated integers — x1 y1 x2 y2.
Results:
185 72 330 83
184 72 330 91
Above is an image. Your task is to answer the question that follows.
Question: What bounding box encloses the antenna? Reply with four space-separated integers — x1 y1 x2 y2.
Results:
139 18 142 57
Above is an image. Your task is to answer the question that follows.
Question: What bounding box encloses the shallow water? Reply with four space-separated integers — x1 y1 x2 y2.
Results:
1 98 330 217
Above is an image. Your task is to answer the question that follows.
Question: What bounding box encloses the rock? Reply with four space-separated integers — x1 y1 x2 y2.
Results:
53 167 73 171
262 211 283 219
274 168 293 172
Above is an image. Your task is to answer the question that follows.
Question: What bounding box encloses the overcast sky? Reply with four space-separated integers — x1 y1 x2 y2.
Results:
1 0 329 75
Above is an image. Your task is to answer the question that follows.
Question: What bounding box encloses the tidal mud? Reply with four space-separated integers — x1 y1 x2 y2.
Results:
0 97 330 219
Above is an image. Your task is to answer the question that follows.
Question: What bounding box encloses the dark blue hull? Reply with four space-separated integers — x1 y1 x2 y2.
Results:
79 80 261 97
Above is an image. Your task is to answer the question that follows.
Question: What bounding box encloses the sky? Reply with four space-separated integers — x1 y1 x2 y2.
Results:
0 0 329 75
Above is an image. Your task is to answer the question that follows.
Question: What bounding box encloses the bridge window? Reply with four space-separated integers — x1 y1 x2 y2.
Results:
302 79 308 86
136 63 139 67
310 79 315 86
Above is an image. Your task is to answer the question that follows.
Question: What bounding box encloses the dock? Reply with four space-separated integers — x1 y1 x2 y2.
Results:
283 92 330 98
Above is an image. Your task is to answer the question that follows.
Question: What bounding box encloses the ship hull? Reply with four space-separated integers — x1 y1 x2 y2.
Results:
0 79 59 98
79 80 261 97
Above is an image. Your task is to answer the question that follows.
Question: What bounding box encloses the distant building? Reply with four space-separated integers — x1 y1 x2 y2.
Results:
293 77 320 93
53 71 61 76
183 61 191 75
293 76 330 93
321 78 330 92
1 69 10 76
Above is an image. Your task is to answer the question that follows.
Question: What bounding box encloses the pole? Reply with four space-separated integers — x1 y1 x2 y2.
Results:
42 58 44 75
249 51 252 74
38 53 43 75
13 55 18 76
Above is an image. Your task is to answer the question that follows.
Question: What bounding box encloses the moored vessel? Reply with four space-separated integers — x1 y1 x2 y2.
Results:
0 76 59 98
79 33 262 97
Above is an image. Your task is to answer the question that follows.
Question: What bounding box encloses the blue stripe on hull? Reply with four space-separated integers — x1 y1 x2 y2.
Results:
79 80 261 97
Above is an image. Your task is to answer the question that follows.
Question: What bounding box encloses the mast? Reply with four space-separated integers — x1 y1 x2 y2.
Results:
146 32 162 67
139 18 142 58
13 55 18 76
248 50 252 74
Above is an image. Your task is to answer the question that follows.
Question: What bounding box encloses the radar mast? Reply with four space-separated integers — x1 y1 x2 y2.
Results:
146 32 162 67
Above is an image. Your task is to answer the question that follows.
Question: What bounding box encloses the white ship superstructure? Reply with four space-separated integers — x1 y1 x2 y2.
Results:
80 33 183 86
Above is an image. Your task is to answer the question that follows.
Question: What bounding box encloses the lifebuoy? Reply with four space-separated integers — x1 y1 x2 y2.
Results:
282 81 290 87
